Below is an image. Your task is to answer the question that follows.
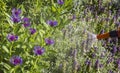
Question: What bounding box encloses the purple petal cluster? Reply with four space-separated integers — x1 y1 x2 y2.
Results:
11 8 21 23
29 28 36 35
22 17 31 28
33 46 45 55
57 0 64 5
10 56 22 65
7 34 18 42
12 8 21 16
47 20 58 27
45 38 54 45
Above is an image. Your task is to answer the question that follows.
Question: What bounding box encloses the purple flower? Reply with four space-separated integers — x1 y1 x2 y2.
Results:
10 56 22 65
33 46 45 55
22 17 30 23
22 18 30 27
108 70 114 73
29 28 36 35
23 23 30 28
47 20 58 27
12 8 21 16
85 58 91 66
57 0 64 5
116 59 120 69
7 34 18 42
10 16 21 23
45 38 54 45
94 59 99 70
111 46 117 54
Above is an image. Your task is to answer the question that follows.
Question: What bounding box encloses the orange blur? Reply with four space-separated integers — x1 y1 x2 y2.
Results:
97 32 110 40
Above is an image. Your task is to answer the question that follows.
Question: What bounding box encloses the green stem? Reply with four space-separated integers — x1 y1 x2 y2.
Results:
10 42 13 56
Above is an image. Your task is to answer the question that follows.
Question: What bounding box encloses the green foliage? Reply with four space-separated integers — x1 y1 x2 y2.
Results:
0 0 120 73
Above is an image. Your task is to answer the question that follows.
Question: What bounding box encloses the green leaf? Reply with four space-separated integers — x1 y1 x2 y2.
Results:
2 46 9 53
48 49 57 53
1 62 11 70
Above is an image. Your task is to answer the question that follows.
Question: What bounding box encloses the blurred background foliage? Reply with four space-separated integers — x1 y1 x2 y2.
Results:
0 0 120 73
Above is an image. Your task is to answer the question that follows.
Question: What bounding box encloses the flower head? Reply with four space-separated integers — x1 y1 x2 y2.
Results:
12 8 21 16
10 16 21 23
7 34 18 42
22 17 30 27
57 0 64 5
47 20 58 27
10 56 22 65
33 46 45 55
45 38 54 45
29 28 36 35
23 23 30 28
22 17 30 23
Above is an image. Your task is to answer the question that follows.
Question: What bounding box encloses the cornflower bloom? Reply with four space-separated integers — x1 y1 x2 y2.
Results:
45 38 54 45
47 20 58 27
11 8 21 23
10 56 22 65
33 46 45 55
7 34 18 42
29 28 36 35
11 8 21 16
10 16 21 23
22 17 30 27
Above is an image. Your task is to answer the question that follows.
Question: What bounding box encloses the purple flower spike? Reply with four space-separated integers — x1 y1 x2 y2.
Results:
29 28 36 35
7 34 18 42
85 58 91 66
33 46 45 55
57 0 64 5
12 8 21 16
47 20 58 27
94 59 99 70
45 38 54 45
10 56 22 65
11 16 21 23
116 59 120 69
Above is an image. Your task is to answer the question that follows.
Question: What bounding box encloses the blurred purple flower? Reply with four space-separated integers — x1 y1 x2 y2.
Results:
33 46 45 55
23 23 30 28
7 34 18 42
85 58 91 66
22 17 30 27
45 38 54 45
12 8 21 16
10 56 22 65
57 0 64 5
116 59 120 69
22 17 30 23
108 70 114 73
106 57 114 64
11 16 21 23
94 59 99 70
91 53 96 58
29 28 36 35
47 20 58 27
111 46 117 54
